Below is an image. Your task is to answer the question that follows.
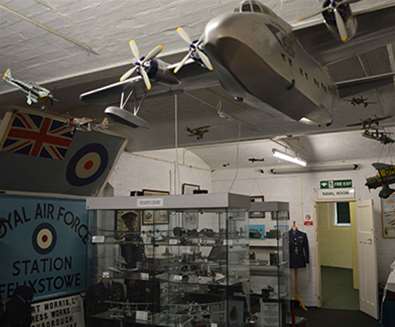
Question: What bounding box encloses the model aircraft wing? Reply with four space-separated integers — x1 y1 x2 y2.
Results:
80 56 218 105
372 162 394 171
80 75 177 104
293 4 395 66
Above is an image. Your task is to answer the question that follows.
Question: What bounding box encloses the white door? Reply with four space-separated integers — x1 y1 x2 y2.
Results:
356 200 378 319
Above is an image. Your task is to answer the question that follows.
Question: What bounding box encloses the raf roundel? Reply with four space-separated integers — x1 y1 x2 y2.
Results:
66 143 109 186
32 223 57 255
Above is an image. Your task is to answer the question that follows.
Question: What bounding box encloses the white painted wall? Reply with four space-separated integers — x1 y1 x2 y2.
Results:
109 148 212 196
212 158 395 306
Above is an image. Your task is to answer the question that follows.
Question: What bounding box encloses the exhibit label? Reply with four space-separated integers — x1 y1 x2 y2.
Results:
0 195 88 301
31 294 85 327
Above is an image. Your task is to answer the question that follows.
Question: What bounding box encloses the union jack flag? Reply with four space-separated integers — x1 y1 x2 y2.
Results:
0 111 75 160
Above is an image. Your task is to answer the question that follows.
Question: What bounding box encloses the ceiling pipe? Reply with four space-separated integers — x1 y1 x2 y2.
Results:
270 164 360 175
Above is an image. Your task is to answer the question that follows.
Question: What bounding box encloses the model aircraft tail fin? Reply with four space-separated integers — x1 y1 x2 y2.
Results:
379 185 395 199
2 68 12 81
372 162 394 170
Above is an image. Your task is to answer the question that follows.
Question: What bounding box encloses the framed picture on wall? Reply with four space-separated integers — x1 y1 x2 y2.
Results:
182 183 200 194
116 210 141 232
142 189 170 225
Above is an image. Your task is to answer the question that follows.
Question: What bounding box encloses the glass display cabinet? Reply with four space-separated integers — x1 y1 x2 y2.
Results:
248 202 290 327
85 193 251 327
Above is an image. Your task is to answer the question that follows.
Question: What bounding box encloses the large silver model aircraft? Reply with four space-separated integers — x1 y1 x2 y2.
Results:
80 0 395 129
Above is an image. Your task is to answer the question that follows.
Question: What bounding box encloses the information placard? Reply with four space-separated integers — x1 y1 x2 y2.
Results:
31 294 85 327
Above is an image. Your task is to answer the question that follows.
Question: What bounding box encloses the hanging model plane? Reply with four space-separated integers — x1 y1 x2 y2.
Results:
186 125 211 140
362 129 395 145
346 115 392 130
366 163 395 199
2 69 57 108
347 115 394 144
248 158 265 163
345 96 376 108
80 0 395 129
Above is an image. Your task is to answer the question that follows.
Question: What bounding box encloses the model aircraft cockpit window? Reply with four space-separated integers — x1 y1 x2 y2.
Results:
239 0 271 15
241 1 252 12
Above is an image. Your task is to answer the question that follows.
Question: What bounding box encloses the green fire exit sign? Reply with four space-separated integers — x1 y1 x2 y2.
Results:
320 179 353 189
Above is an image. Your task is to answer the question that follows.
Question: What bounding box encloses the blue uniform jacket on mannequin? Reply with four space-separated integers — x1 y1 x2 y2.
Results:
289 229 309 268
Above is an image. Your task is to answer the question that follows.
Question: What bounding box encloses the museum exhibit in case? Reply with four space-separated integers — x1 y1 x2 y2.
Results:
85 193 252 327
249 202 290 327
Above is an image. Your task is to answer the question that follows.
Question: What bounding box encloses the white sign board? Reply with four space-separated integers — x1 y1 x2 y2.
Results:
137 198 164 208
318 188 355 200
31 294 85 327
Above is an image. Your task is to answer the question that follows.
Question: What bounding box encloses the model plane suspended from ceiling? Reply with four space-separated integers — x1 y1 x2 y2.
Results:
80 0 395 129
2 69 57 109
187 125 211 140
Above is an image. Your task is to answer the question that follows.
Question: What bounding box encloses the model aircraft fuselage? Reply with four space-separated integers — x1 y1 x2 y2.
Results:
2 69 53 106
366 163 395 199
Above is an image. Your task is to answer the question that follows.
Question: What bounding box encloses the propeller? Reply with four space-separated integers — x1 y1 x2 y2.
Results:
120 40 164 91
173 27 213 74
298 0 361 42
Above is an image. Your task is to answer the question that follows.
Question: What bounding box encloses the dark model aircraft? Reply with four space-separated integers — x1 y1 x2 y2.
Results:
366 163 395 199
347 115 392 129
362 129 395 145
346 96 376 108
248 158 265 163
186 126 211 140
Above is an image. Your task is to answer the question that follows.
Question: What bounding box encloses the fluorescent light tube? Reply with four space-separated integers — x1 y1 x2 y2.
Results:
272 149 307 167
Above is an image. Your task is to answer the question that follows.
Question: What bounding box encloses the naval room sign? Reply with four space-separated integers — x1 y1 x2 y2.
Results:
0 195 88 301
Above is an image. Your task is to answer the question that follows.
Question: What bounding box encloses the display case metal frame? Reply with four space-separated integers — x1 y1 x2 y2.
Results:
86 193 251 327
248 201 290 327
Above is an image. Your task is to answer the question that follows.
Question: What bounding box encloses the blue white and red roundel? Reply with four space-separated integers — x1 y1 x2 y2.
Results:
66 143 109 186
32 223 57 255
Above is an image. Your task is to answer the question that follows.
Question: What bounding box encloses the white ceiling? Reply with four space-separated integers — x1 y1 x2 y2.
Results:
1 0 395 91
189 128 395 169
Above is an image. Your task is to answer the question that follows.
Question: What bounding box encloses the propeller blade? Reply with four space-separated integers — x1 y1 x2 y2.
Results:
120 66 138 82
142 44 164 64
129 40 140 59
140 68 152 91
338 0 361 5
334 8 348 42
197 49 213 71
173 50 193 74
176 26 192 44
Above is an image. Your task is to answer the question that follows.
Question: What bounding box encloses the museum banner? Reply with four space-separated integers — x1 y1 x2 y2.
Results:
0 110 127 196
0 195 88 301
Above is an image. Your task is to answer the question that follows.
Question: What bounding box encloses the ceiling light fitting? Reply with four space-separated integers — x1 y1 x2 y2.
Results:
272 148 307 167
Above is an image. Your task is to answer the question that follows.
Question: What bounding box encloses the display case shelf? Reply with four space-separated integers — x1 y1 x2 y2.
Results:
249 201 290 327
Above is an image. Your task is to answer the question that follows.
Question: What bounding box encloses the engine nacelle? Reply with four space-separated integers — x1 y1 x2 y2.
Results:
322 0 358 42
